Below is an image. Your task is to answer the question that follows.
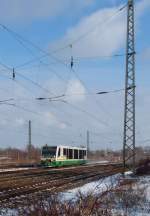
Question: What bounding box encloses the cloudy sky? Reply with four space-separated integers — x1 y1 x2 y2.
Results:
0 0 150 150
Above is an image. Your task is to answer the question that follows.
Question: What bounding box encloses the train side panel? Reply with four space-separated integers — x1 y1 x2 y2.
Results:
41 159 87 167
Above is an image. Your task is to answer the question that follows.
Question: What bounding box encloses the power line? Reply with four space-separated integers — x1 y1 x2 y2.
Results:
0 61 54 95
1 102 41 116
61 53 126 62
0 6 127 122
0 123 64 142
0 3 127 95
0 4 127 69
0 101 72 128
62 100 108 127
0 59 130 137
0 4 128 134
0 61 111 129
0 98 14 103
0 64 77 128
0 69 39 98
35 87 131 99
66 4 127 46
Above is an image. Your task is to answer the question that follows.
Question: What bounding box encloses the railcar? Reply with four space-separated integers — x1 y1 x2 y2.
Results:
41 145 87 167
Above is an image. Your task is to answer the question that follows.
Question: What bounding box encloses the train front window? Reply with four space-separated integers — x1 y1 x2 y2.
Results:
42 146 57 158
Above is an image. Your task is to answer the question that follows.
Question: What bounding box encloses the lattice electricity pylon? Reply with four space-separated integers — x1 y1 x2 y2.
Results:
123 0 136 173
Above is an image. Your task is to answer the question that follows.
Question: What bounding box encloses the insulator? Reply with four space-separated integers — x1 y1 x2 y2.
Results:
71 56 74 69
13 69 15 80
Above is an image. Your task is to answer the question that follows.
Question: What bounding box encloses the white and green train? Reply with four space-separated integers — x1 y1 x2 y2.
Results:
41 145 87 167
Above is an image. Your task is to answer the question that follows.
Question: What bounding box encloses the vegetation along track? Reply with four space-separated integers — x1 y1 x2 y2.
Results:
0 164 122 207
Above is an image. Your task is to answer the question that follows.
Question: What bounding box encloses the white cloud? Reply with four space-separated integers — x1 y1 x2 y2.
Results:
66 79 86 102
50 0 150 59
50 5 126 58
42 111 67 129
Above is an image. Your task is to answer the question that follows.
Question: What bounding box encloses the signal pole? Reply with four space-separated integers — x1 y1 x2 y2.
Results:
29 120 32 147
87 130 90 158
123 0 136 173
28 120 32 159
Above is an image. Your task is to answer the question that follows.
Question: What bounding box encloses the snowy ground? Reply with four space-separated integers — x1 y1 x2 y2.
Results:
62 173 120 200
1 173 150 216
112 174 150 216
137 175 150 201
87 160 109 165
62 171 135 200
0 167 35 173
62 172 150 215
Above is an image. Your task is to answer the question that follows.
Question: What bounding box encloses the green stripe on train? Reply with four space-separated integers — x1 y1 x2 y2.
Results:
41 159 87 167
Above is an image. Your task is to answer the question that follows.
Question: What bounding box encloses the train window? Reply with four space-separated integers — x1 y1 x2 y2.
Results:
79 150 83 159
69 149 73 159
67 149 69 159
74 149 78 159
63 148 67 156
58 148 60 157
42 146 56 157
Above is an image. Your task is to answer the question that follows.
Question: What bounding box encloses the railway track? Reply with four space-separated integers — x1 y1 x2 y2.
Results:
0 163 123 208
0 163 119 181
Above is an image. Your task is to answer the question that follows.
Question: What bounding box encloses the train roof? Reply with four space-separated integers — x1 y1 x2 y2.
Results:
59 145 87 150
42 145 87 150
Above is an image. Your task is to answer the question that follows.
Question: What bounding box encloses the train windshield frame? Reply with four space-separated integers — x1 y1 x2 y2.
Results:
42 146 57 158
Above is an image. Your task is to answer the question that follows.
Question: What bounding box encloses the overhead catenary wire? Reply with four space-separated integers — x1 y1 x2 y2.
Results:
0 60 112 129
0 3 127 105
0 68 39 98
0 68 72 126
0 64 105 128
35 86 133 100
65 4 127 46
35 85 134 127
0 3 128 135
0 63 79 128
0 28 68 87
0 101 72 127
0 4 127 69
0 70 75 129
0 57 132 133
0 5 127 121
36 96 108 127
0 123 68 142
61 100 108 127
0 61 54 95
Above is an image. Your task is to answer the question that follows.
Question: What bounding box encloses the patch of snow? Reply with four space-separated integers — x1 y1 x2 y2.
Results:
0 209 18 216
124 171 133 176
138 175 150 202
87 160 109 165
62 174 121 200
0 167 35 173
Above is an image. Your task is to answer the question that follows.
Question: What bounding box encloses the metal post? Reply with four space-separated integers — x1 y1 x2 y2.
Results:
87 130 90 159
123 0 136 174
29 120 31 147
28 120 32 159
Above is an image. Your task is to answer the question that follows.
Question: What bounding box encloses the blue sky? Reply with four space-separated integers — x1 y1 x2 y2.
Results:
0 0 150 150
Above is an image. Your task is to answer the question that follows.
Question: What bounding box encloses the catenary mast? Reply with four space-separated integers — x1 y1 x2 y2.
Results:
123 0 136 173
